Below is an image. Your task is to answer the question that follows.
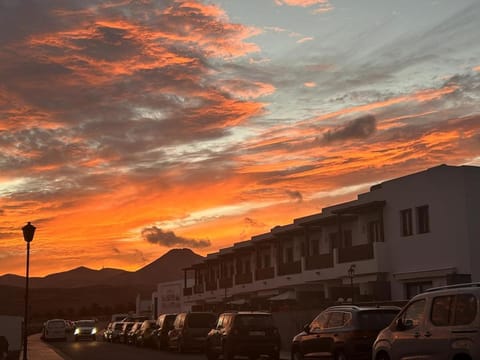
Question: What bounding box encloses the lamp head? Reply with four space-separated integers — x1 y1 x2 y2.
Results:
22 222 36 243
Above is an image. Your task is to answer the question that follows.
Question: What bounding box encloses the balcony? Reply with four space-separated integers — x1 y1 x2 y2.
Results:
183 287 193 296
219 277 233 288
277 260 302 276
205 280 218 291
194 283 205 294
255 267 275 281
337 243 374 263
305 253 334 270
235 272 253 285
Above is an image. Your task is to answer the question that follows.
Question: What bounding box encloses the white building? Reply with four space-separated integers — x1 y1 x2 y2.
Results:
179 164 480 309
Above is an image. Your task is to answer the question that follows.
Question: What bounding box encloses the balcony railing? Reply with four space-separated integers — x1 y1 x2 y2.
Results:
277 260 302 276
219 277 233 288
205 280 218 291
235 272 253 285
305 253 334 270
255 266 275 281
183 287 193 296
337 243 374 263
194 283 205 294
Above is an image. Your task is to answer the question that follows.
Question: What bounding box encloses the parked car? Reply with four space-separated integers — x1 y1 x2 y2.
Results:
291 305 400 360
168 312 217 352
103 322 113 341
126 321 143 345
206 311 282 360
373 282 480 360
109 322 125 343
119 322 135 343
136 320 158 347
41 319 67 342
153 313 177 349
74 319 97 341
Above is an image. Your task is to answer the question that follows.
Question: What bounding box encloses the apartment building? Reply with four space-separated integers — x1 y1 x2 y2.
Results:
181 164 480 309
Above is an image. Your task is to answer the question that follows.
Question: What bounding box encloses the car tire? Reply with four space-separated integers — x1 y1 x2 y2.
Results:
270 351 280 360
334 351 347 360
206 344 219 360
375 352 390 360
223 345 234 360
177 339 185 353
292 350 303 360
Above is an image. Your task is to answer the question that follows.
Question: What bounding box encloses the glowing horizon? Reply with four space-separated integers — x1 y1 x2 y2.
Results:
1 0 480 277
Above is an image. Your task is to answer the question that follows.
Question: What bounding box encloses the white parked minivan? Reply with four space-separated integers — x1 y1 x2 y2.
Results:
372 282 480 360
41 319 67 341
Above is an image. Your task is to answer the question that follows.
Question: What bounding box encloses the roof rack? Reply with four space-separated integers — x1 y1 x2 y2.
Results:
327 305 362 310
423 282 480 293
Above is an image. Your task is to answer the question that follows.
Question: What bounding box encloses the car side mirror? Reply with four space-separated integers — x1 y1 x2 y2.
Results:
303 324 310 334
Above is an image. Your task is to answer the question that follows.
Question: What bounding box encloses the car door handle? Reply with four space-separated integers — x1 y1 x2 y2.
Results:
424 331 432 337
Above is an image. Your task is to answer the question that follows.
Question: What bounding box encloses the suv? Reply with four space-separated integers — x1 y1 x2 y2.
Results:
136 320 158 347
373 283 480 360
291 305 400 360
206 311 281 360
168 312 217 352
153 313 177 349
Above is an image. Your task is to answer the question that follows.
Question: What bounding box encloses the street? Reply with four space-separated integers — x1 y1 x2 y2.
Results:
48 336 206 360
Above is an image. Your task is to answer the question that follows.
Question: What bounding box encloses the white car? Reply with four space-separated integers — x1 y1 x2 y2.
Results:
74 319 97 341
42 319 67 341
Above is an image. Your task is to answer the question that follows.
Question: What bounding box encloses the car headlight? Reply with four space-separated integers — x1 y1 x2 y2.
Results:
74 328 80 335
91 328 97 335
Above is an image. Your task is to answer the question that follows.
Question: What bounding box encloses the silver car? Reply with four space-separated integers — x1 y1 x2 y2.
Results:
372 282 480 360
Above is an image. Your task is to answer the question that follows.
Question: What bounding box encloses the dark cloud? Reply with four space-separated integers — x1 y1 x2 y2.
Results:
285 190 303 202
244 217 265 228
322 114 377 143
141 226 211 248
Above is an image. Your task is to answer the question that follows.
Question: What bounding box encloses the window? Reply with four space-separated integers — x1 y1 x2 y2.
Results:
326 312 345 328
342 229 352 247
310 312 329 331
400 299 426 329
406 281 432 299
454 294 477 325
311 238 319 255
329 233 337 249
263 254 270 268
416 205 430 234
367 220 382 243
400 209 413 236
431 296 454 326
285 247 294 263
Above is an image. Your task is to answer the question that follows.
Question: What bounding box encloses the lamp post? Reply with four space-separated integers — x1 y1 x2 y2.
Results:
348 264 356 304
22 222 36 360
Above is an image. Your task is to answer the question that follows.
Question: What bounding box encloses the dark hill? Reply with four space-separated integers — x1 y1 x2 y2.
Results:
0 248 204 289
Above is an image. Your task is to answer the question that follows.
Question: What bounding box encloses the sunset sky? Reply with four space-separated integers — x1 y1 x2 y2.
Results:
1 0 479 277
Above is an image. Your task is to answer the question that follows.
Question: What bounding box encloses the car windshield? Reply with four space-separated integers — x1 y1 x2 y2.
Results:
357 310 399 330
234 315 274 329
187 313 216 328
76 320 95 327
48 320 65 328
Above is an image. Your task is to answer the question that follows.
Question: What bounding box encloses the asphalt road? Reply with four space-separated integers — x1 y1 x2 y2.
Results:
48 334 206 360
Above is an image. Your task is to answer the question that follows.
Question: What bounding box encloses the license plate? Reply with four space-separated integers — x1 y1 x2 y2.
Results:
249 331 265 336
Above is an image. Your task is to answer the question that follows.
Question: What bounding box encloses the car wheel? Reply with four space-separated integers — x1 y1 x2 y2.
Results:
375 352 390 360
177 339 185 353
292 350 303 360
206 344 219 360
223 345 234 360
270 352 280 360
334 351 347 360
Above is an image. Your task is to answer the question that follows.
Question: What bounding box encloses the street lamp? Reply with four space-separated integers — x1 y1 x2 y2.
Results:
348 264 356 304
22 222 36 360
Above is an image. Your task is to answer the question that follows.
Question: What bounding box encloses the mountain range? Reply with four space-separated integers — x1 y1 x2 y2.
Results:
0 248 204 318
0 248 204 288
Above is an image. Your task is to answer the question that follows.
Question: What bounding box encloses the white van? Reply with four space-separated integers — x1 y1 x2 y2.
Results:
42 319 67 341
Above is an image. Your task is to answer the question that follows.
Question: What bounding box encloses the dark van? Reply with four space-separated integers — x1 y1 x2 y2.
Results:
168 312 217 352
153 313 177 349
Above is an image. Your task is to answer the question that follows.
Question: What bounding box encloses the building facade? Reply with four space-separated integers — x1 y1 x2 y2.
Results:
181 164 480 310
